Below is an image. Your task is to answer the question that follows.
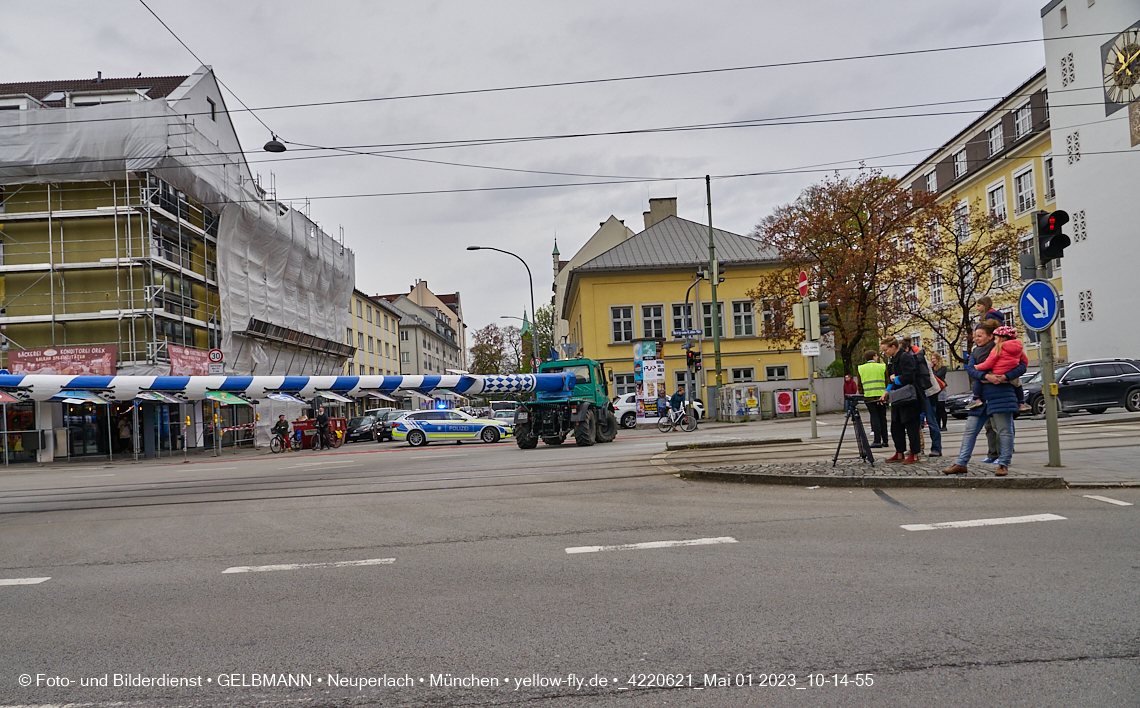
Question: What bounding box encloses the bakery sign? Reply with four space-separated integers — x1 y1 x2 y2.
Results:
168 345 210 376
11 346 118 376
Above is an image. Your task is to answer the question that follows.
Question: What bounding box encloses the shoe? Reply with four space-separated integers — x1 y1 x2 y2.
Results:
995 465 1008 476
981 457 997 464
885 452 904 463
964 399 984 410
869 443 884 448
928 451 942 457
1018 404 1031 412
942 464 968 474
940 426 948 431
903 453 919 464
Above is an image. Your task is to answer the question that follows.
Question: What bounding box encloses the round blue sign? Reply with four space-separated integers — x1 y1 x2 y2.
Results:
1018 279 1059 332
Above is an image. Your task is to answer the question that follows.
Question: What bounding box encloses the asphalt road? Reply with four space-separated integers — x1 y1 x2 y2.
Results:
1 424 1137 707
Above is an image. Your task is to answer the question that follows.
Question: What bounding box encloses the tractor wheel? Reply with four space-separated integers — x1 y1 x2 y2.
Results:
515 424 538 449
596 409 618 443
574 407 597 447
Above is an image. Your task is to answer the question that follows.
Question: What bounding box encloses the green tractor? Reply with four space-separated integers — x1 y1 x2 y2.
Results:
513 358 619 448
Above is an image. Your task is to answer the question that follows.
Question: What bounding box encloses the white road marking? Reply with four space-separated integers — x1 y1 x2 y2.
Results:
0 577 50 586
901 513 1066 531
408 454 465 459
73 473 115 478
288 460 357 468
1096 433 1127 437
1082 494 1133 507
565 536 738 554
223 557 395 574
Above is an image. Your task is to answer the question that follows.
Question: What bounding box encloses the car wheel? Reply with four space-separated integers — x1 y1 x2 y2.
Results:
1085 407 1108 415
480 427 500 444
1031 395 1046 417
407 429 428 447
1126 387 1140 413
620 411 636 429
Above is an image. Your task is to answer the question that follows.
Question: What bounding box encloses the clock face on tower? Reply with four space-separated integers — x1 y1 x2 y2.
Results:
1102 19 1140 116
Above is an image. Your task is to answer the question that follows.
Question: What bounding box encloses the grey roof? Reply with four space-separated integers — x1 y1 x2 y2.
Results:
574 215 778 273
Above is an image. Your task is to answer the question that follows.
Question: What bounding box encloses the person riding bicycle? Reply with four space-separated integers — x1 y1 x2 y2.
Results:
271 414 291 447
669 387 685 415
315 406 331 448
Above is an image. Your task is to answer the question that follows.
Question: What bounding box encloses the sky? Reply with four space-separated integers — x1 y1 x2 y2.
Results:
1 0 1053 339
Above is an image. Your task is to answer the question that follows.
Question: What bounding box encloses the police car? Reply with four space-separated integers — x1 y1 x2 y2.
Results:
392 409 512 447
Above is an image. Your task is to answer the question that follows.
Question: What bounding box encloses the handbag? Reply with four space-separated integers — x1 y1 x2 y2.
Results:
888 383 918 405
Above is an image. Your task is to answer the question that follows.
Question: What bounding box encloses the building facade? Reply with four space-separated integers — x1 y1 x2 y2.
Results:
562 200 810 408
899 69 1067 367
553 213 636 354
379 280 466 376
345 289 402 378
1041 1 1140 361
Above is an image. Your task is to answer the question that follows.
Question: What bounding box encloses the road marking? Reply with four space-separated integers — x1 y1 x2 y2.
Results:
1097 432 1127 437
288 460 357 468
0 577 50 586
223 557 395 574
565 536 737 554
901 513 1066 531
73 473 115 478
408 454 465 459
1082 494 1133 507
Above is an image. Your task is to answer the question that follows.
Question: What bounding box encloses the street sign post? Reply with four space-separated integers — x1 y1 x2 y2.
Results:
797 270 809 297
801 341 821 357
208 348 224 375
1018 280 1059 331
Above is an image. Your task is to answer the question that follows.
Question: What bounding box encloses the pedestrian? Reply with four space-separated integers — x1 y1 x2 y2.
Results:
906 340 942 457
975 295 1005 326
929 352 949 431
843 374 859 397
118 415 132 454
669 387 685 414
942 321 1025 476
858 350 888 448
879 336 922 464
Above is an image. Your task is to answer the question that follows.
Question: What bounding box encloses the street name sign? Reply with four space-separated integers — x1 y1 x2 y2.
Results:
1018 279 1059 331
672 329 702 337
801 341 821 357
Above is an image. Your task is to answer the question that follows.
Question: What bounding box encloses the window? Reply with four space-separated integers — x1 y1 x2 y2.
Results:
401 351 409 363
987 124 1003 156
674 370 697 400
1060 9 1069 31
954 202 970 241
904 279 919 309
760 299 781 336
765 365 789 381
385 342 390 357
671 303 695 336
400 329 408 341
346 327 353 344
1058 297 1067 340
953 148 967 178
934 324 949 358
346 363 353 375
207 97 216 121
909 332 922 350
611 306 633 342
702 302 725 338
642 305 663 339
901 229 915 252
987 184 1007 222
357 301 363 318
925 219 940 256
1044 157 1055 200
358 332 364 349
732 301 754 336
961 257 977 293
368 336 374 354
929 270 944 306
1013 169 1035 213
614 373 636 395
366 306 372 324
1014 102 1032 139
925 171 937 192
1043 89 1049 121
731 367 755 383
992 249 1012 288
368 367 374 376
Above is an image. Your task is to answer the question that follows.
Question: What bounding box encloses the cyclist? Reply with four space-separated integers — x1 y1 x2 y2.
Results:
669 387 685 415
315 406 331 449
271 414 292 450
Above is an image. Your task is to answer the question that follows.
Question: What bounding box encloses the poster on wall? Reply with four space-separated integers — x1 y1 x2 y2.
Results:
168 345 210 376
11 346 117 375
634 340 664 426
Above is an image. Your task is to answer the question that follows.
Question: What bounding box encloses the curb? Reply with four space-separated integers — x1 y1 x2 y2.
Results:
665 437 803 451
677 468 1068 489
1064 481 1140 488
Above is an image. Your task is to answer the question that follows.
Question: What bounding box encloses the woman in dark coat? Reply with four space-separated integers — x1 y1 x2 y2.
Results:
880 336 922 463
929 352 949 431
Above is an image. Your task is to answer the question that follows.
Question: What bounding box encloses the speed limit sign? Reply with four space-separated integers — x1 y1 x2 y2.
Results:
208 349 223 363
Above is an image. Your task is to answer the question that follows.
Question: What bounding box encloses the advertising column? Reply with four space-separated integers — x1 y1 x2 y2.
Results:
634 340 664 426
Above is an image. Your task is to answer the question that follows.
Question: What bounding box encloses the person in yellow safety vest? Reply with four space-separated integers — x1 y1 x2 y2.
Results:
858 350 889 448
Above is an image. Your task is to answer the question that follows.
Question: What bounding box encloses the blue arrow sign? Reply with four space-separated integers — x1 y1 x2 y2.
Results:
1018 279 1059 332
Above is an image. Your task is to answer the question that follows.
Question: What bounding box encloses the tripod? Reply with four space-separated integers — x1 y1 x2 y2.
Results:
833 395 875 466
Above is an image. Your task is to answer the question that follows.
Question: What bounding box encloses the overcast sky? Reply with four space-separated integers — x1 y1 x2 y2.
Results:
3 0 1052 339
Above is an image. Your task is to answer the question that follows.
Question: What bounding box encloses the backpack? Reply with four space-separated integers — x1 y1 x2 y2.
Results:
910 346 939 396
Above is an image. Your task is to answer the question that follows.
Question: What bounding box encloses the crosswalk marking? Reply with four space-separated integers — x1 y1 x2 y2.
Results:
566 537 737 554
901 514 1066 532
0 577 50 586
223 558 395 574
1082 494 1133 507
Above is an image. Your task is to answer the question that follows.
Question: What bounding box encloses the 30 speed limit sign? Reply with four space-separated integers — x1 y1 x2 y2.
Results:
208 348 224 374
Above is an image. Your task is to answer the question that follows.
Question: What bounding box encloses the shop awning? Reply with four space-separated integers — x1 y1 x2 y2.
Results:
135 391 184 404
360 389 397 402
51 390 110 405
0 391 21 404
267 392 308 405
205 391 250 406
313 390 353 403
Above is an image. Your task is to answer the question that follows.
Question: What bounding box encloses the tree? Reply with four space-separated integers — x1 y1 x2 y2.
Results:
885 196 1021 364
503 325 523 373
747 168 937 375
532 303 556 363
469 324 508 374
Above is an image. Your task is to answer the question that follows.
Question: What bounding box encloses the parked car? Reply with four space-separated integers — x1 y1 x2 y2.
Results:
492 410 515 422
371 409 405 441
613 393 637 428
345 415 378 443
1025 359 1140 415
392 409 512 447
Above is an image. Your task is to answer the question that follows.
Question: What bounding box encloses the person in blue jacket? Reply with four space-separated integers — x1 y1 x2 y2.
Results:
942 321 1025 476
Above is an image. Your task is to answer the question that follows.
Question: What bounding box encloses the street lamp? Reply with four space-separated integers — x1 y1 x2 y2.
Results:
468 246 539 371
263 134 287 153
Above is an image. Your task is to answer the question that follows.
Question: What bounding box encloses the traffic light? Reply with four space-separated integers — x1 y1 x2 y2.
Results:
693 354 702 372
810 301 833 337
686 350 696 368
1036 210 1071 261
793 300 805 330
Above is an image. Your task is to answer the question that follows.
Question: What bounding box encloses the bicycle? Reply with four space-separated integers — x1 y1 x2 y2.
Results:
657 406 697 433
311 427 344 451
269 433 298 453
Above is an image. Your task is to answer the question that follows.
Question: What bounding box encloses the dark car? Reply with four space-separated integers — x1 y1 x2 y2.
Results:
372 409 405 442
1025 359 1140 416
947 372 1037 420
345 416 377 443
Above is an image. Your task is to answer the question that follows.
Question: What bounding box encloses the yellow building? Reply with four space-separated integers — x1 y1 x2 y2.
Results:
561 200 809 406
899 68 1067 367
345 289 402 378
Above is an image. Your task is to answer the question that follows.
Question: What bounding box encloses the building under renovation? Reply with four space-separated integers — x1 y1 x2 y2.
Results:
0 67 354 461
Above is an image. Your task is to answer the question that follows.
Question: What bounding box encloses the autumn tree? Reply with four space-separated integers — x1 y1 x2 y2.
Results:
747 168 937 375
885 195 1021 364
468 324 509 374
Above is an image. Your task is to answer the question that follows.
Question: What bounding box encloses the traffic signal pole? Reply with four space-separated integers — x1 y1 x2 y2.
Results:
804 296 818 439
706 176 723 416
1032 211 1062 467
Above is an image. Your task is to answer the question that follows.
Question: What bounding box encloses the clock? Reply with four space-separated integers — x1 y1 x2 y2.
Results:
1101 19 1140 116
